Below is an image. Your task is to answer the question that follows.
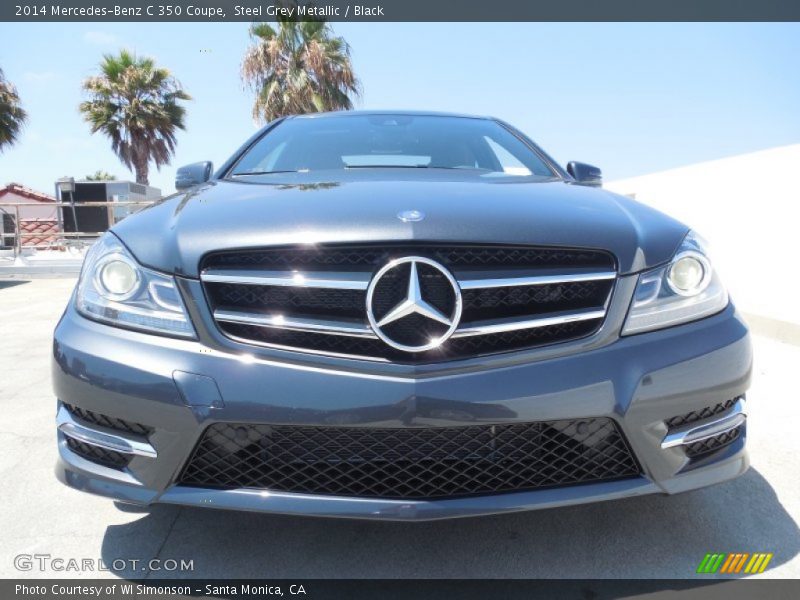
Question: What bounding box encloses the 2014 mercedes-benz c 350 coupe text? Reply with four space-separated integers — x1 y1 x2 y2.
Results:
53 112 751 520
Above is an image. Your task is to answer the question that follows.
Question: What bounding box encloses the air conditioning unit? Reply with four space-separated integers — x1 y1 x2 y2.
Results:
58 181 161 235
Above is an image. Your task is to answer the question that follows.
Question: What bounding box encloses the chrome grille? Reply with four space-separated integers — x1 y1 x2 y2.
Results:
201 244 616 362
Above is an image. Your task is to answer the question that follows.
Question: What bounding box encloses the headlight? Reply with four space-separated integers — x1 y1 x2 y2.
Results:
622 231 728 335
95 254 140 300
76 233 195 338
666 252 711 296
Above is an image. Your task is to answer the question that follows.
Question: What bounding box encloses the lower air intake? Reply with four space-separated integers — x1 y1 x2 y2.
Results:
65 437 130 470
179 418 640 500
685 426 744 458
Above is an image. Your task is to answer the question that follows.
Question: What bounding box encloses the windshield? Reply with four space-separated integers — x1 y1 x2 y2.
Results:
229 114 556 178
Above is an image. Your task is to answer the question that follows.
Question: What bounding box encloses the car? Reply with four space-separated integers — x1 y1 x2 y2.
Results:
53 111 751 520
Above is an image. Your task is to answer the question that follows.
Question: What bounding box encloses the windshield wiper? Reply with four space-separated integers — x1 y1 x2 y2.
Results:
344 165 489 171
234 166 497 174
345 165 428 169
231 170 305 176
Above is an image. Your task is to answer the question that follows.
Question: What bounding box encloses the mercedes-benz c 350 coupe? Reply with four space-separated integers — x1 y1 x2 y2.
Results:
53 111 751 520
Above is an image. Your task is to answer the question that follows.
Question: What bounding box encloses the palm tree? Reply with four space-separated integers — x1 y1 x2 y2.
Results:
241 18 360 123
79 50 191 185
85 170 116 181
0 68 27 152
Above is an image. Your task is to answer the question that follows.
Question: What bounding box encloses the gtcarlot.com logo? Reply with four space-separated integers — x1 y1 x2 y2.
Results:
14 554 194 573
696 552 773 574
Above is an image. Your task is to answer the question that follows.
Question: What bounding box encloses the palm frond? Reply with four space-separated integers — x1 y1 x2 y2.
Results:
78 51 191 184
0 67 28 152
241 20 361 123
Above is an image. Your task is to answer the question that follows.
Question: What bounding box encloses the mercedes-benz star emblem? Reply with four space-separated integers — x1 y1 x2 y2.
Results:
366 256 462 352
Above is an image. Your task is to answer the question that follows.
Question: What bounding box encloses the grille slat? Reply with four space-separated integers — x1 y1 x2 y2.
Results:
179 418 640 499
202 244 616 362
221 318 601 361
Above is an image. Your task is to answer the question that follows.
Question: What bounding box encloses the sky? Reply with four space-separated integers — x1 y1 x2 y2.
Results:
1 22 799 195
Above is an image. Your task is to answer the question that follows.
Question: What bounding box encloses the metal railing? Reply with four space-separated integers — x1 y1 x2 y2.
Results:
0 200 155 259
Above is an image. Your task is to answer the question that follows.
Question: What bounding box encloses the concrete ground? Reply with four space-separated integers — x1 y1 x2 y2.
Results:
1 278 798 580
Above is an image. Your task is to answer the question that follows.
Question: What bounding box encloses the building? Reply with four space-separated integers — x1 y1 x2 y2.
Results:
0 183 58 249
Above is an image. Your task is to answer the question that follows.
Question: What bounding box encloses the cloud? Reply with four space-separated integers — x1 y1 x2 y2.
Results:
83 31 119 45
24 71 57 83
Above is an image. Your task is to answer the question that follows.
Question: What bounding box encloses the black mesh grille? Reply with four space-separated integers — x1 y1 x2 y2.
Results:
65 437 130 470
202 244 614 271
665 398 739 430
203 243 615 361
64 404 152 436
684 425 744 458
211 284 365 320
446 321 601 356
178 418 640 499
462 280 612 321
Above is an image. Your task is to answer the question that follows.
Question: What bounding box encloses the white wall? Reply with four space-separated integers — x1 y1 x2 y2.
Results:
606 145 800 325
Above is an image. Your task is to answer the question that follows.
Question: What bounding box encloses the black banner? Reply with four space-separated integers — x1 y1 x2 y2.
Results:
4 0 800 22
5 579 800 600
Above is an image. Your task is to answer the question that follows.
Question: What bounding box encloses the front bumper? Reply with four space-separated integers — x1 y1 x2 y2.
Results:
53 298 752 521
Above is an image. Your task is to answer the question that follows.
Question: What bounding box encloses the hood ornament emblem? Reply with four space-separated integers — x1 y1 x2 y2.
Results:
397 210 425 223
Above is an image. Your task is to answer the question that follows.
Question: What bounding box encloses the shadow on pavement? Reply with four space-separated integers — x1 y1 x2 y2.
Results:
0 279 30 290
101 467 798 582
112 501 152 514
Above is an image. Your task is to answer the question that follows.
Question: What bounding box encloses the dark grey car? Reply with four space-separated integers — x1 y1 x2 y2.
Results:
53 111 751 520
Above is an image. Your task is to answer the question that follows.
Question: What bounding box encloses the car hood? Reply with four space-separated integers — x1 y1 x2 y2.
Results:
112 172 688 277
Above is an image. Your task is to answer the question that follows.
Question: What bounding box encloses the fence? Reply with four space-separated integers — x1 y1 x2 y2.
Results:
0 200 155 259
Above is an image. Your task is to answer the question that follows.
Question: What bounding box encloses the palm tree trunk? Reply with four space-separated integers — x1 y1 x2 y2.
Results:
132 150 149 186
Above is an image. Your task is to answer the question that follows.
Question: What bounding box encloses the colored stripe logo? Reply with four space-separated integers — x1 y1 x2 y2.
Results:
696 553 773 574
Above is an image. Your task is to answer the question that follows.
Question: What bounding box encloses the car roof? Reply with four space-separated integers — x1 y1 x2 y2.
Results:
290 110 493 121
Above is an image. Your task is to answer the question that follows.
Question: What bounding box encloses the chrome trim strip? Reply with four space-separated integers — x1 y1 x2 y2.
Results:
661 398 746 450
222 330 392 363
451 308 606 338
202 269 617 292
56 406 157 458
215 307 607 340
58 439 143 485
457 271 616 290
214 309 377 338
202 269 370 290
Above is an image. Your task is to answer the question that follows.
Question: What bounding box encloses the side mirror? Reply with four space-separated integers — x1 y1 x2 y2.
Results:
175 161 213 191
567 161 602 188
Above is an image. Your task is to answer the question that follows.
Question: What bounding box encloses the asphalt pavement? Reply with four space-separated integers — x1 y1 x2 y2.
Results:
1 278 798 580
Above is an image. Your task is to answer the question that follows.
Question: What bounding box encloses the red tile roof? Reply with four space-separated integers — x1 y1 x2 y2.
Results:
19 218 61 248
0 182 56 203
